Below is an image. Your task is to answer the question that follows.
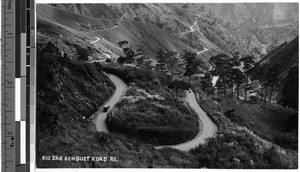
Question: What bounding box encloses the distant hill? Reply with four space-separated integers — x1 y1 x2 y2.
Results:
248 21 298 53
204 3 298 28
189 3 298 54
37 3 298 63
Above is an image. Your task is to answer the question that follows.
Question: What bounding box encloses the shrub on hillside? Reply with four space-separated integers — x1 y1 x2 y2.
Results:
190 132 289 169
107 92 199 146
104 66 198 146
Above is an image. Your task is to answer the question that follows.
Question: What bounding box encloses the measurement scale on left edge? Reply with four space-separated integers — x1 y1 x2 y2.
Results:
2 0 36 172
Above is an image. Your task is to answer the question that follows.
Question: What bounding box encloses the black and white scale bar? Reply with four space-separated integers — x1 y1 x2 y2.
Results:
15 0 29 171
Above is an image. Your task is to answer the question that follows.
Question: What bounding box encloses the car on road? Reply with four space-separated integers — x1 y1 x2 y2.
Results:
103 106 110 112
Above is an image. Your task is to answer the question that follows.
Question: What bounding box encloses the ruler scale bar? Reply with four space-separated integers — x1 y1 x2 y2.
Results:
2 0 36 172
2 0 16 171
20 0 28 171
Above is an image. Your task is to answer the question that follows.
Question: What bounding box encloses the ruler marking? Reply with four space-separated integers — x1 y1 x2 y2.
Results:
3 0 36 171
2 0 16 171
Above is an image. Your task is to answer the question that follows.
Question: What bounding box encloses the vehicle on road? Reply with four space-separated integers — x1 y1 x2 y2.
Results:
103 106 110 112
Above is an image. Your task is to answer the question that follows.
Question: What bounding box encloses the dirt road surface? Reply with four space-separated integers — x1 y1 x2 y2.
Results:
156 90 218 151
93 74 127 133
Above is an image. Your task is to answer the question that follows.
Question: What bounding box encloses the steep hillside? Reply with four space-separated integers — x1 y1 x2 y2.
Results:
37 4 202 61
96 19 196 58
49 3 122 20
250 36 298 103
248 21 298 52
104 3 261 56
37 15 99 60
36 49 115 160
255 36 298 78
191 3 298 55
37 4 115 32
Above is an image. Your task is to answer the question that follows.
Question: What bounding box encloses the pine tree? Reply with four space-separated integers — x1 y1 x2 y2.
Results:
231 68 247 100
240 55 255 100
183 51 205 85
117 40 136 64
210 54 241 97
165 51 178 80
200 72 214 96
155 49 168 73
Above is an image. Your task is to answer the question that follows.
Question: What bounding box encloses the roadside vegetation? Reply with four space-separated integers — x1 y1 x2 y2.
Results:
103 65 199 146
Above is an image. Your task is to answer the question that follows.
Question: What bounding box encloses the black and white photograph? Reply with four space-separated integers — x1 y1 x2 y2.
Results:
36 2 299 168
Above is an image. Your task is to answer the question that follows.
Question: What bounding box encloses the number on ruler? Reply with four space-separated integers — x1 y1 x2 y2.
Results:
6 80 13 85
10 137 15 148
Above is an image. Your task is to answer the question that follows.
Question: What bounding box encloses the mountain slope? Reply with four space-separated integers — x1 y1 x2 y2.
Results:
256 36 298 77
250 36 298 102
37 4 115 32
248 21 298 52
189 3 298 55
37 4 202 61
49 3 122 20
42 3 274 59
97 19 196 58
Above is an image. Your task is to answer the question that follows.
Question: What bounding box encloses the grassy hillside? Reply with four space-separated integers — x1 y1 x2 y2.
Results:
108 3 259 56
197 97 298 168
221 99 296 150
37 14 125 61
37 4 115 32
49 4 122 20
98 19 197 58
